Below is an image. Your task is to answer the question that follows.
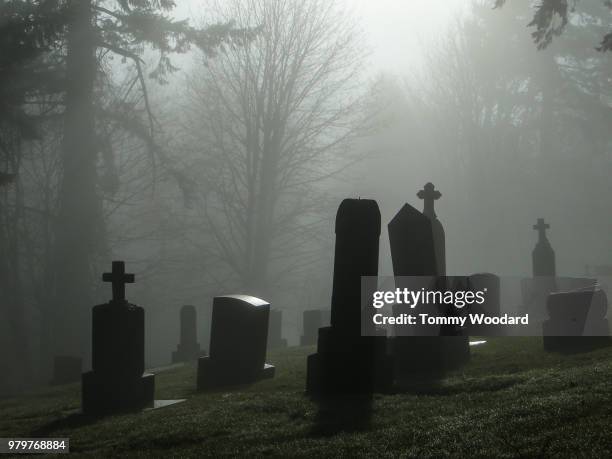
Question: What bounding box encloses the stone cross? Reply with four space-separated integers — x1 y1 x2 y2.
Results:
533 218 550 243
417 182 441 218
102 261 135 302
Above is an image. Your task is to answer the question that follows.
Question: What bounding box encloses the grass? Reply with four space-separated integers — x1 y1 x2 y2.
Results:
1 338 612 457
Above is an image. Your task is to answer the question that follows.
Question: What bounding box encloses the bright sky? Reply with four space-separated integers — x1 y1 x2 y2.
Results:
173 0 467 77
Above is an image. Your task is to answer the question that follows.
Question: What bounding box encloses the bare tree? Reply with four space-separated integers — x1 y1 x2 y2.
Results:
180 0 367 298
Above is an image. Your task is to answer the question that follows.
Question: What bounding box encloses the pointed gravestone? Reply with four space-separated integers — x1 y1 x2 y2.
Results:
268 310 288 349
300 309 331 346
197 295 274 390
172 305 202 363
306 199 392 394
389 198 469 380
82 261 154 414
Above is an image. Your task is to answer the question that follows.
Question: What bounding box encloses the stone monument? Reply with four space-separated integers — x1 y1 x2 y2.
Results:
82 261 154 414
197 295 275 390
172 305 202 363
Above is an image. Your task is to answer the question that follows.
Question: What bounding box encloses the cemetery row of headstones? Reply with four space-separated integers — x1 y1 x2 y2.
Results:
53 182 608 413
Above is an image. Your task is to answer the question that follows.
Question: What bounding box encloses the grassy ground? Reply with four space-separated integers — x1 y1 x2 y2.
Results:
1 338 612 457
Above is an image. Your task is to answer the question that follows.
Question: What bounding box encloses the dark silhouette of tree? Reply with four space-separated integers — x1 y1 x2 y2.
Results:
181 0 366 300
0 0 248 368
495 0 612 51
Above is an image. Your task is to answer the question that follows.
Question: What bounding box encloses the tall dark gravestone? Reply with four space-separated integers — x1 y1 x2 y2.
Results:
172 305 202 363
82 261 154 414
389 197 469 379
300 309 331 346
268 310 288 349
306 199 392 394
197 295 275 390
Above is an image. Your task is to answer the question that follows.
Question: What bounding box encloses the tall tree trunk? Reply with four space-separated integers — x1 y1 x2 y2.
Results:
48 0 101 364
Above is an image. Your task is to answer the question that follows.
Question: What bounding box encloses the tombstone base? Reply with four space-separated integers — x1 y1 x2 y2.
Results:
82 371 155 414
306 327 392 394
391 335 470 381
196 357 275 390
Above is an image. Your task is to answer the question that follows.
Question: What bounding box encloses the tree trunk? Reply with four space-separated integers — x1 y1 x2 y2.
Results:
48 0 101 364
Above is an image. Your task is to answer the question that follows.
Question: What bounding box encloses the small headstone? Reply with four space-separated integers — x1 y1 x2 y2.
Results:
172 305 202 363
300 309 331 346
543 287 610 352
267 310 288 349
82 261 155 414
51 356 82 385
197 295 275 390
306 198 392 394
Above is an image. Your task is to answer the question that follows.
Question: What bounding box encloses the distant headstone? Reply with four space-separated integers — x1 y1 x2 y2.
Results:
197 295 274 390
522 218 558 322
172 305 202 363
267 310 288 349
300 309 331 346
51 356 82 385
543 287 610 352
532 218 555 277
388 200 469 379
306 198 392 394
82 261 155 414
418 182 446 276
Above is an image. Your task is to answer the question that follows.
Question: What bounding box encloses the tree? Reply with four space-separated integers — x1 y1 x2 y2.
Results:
180 0 366 300
1 0 244 367
495 0 612 51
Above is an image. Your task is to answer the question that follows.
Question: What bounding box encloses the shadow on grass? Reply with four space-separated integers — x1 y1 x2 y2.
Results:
30 411 101 437
309 394 372 437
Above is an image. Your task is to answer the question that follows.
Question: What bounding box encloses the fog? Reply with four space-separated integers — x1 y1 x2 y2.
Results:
1 0 610 394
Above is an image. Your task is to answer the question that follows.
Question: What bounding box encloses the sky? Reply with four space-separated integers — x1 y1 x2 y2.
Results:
173 0 467 77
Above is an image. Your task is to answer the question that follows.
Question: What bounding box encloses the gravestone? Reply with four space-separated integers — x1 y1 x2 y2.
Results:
522 218 558 323
306 198 392 394
388 200 469 379
172 305 202 363
197 295 275 390
300 309 331 346
267 309 288 349
532 218 555 277
467 273 501 336
82 261 155 414
51 356 82 385
543 287 610 353
418 182 446 276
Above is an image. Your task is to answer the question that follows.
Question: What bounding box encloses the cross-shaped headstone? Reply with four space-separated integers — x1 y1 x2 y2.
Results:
417 182 442 218
533 218 550 242
102 261 135 302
